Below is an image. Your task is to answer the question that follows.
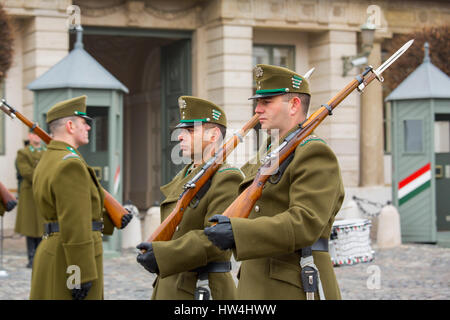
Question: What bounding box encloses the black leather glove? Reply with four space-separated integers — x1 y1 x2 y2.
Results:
6 199 17 212
204 215 235 250
71 281 92 300
136 242 159 274
120 210 133 229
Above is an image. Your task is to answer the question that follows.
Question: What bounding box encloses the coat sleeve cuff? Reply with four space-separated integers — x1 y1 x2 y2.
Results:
62 240 98 283
152 232 208 278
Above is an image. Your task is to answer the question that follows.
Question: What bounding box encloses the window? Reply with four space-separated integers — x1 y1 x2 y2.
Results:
253 44 295 69
87 106 108 152
435 115 450 153
404 119 423 153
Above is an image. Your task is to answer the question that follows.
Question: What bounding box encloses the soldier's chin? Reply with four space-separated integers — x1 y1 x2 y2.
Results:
79 138 89 146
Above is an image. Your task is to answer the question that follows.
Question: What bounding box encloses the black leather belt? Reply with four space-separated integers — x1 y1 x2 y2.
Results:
44 221 103 236
191 261 232 280
300 238 329 257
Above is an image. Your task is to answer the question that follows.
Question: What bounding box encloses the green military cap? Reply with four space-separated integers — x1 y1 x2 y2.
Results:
46 95 93 125
175 96 227 128
249 64 311 99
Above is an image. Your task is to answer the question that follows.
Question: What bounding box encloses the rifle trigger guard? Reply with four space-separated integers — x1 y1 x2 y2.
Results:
190 197 200 209
189 178 212 209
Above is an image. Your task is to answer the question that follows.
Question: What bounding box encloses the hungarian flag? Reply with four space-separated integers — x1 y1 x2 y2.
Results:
398 163 432 206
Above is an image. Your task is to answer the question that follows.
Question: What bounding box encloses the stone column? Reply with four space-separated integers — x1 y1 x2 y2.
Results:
205 24 254 167
308 30 360 187
22 15 69 121
360 41 384 186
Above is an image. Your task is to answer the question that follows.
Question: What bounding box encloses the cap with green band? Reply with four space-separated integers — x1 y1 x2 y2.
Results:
175 96 227 128
46 95 93 125
249 64 311 99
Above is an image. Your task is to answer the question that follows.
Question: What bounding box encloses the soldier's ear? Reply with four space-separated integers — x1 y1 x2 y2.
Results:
288 96 302 117
65 119 75 134
209 126 223 144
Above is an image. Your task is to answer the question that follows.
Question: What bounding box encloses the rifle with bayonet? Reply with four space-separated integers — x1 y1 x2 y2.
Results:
0 99 129 229
0 181 17 212
218 39 414 221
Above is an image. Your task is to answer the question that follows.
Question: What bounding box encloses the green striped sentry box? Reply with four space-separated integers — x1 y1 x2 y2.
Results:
398 163 431 206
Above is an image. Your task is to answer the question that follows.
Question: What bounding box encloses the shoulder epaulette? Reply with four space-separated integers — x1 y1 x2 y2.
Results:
300 135 326 147
218 164 245 177
62 153 80 160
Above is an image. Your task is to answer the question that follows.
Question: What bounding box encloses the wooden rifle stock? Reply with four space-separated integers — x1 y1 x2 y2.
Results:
0 99 127 228
0 181 17 211
222 69 379 220
147 114 260 242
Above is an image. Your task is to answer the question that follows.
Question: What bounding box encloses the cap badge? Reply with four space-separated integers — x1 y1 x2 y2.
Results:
254 66 264 78
178 97 187 109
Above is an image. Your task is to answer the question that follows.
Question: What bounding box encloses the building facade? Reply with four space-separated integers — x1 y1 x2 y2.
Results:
1 0 449 231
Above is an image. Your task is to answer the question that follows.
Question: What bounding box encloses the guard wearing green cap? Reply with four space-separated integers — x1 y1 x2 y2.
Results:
137 96 241 300
205 64 345 300
30 95 132 300
14 129 46 268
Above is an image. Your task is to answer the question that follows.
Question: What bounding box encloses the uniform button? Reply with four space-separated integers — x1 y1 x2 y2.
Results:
254 205 260 213
176 226 180 232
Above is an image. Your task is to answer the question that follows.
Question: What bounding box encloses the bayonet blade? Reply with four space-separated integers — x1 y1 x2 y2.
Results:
303 67 315 80
375 39 414 76
0 99 16 119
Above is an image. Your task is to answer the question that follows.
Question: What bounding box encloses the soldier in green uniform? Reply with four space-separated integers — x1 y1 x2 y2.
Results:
205 64 345 300
15 130 46 268
30 95 132 300
136 96 242 300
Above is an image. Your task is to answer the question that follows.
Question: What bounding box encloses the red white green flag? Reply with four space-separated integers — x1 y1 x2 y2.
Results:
398 163 432 206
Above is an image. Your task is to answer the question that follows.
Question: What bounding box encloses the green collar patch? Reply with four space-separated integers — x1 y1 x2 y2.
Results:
63 153 80 160
300 135 326 147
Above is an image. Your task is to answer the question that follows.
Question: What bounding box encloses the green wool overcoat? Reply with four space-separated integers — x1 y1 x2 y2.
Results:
151 162 243 300
30 140 114 300
15 145 45 238
230 130 345 300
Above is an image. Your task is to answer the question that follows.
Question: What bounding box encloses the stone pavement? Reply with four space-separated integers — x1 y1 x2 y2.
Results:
0 233 449 300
